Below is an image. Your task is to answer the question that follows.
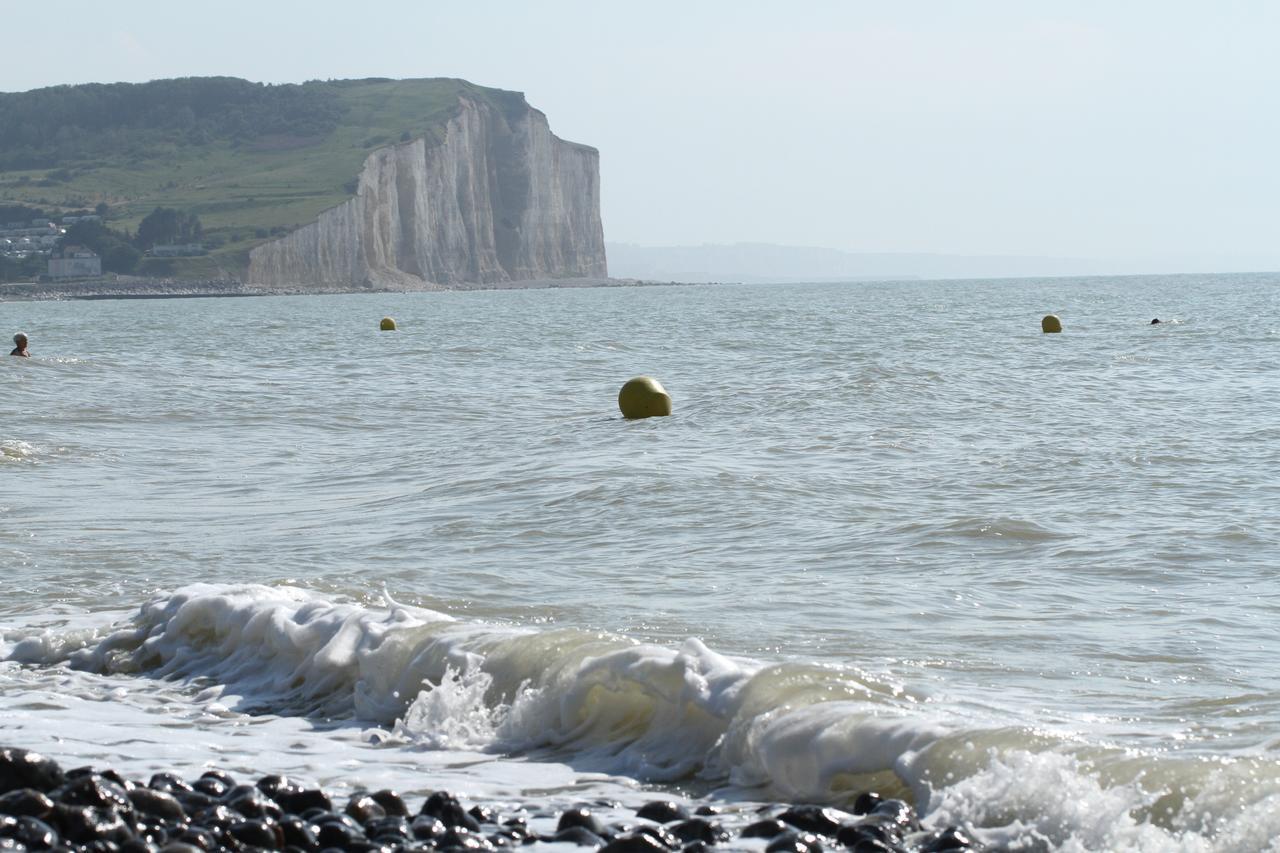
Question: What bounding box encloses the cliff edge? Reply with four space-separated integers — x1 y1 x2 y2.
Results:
246 95 606 290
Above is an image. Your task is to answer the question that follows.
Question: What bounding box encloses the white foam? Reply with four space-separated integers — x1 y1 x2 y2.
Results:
8 582 1280 851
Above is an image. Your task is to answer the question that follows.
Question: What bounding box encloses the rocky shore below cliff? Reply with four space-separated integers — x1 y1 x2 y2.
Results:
0 746 981 852
0 277 721 302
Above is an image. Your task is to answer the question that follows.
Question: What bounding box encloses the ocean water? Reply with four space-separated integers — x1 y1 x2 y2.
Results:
2 274 1279 851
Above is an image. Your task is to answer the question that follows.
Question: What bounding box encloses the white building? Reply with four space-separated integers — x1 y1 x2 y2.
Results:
48 247 101 279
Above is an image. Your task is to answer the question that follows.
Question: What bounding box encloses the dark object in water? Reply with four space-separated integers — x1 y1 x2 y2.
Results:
1151 318 1161 324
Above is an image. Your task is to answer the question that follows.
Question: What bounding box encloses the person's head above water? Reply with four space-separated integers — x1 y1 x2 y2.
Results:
1150 318 1161 325
10 332 29 357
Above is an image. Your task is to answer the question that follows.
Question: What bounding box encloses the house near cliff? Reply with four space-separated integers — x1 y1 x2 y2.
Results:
48 245 101 279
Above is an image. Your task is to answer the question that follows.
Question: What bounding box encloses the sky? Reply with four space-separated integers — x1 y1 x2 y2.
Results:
4 1 1279 267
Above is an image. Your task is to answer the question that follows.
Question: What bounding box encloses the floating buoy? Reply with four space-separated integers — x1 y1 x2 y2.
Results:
380 317 397 331
1041 314 1062 334
618 376 672 419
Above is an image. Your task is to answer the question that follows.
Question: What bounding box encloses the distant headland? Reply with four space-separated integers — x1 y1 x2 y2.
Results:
0 77 606 295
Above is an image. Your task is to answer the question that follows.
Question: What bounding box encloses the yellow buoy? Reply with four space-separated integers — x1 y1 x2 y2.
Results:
380 317 397 331
618 376 672 419
1041 314 1062 333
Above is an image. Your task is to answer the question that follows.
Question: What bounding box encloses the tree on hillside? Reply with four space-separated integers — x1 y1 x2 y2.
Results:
61 220 139 274
135 207 202 249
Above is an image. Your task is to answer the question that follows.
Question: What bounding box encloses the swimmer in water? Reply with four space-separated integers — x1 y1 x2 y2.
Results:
10 332 29 357
1150 318 1161 325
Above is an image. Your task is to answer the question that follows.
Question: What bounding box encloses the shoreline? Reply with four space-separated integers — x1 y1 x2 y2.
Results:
0 276 728 303
0 746 977 852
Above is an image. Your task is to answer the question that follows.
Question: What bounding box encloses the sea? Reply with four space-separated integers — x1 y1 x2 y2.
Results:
2 273 1279 851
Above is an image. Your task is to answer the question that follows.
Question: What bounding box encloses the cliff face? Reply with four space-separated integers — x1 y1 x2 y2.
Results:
247 96 606 289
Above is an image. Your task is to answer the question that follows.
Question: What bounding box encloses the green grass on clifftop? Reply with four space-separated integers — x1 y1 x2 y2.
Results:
0 77 525 278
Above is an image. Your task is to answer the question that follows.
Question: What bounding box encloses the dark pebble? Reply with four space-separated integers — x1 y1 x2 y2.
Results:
370 789 409 818
412 815 447 840
0 789 55 819
127 789 185 823
600 833 669 853
229 818 282 849
366 815 411 841
740 819 789 839
56 775 134 815
844 839 899 853
315 819 359 848
681 842 711 853
920 826 980 852
52 803 135 845
439 827 496 851
277 814 319 850
7 815 59 850
421 791 481 833
255 775 292 799
274 787 332 815
189 777 228 799
632 823 679 849
147 774 192 796
693 806 720 817
765 830 823 853
777 806 850 836
852 792 883 816
870 799 916 830
345 793 387 824
835 822 901 849
175 827 217 850
554 826 606 847
158 845 204 853
635 801 688 824
668 818 726 845
557 806 608 837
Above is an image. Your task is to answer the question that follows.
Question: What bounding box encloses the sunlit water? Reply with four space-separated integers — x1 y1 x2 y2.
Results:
2 274 1279 850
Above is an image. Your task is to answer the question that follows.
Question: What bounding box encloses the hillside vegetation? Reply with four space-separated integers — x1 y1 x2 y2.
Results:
0 76 523 278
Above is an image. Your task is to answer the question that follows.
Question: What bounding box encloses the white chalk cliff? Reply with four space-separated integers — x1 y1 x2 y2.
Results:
247 95 606 289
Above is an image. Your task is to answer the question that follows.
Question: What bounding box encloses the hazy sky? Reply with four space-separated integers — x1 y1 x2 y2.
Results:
4 1 1278 264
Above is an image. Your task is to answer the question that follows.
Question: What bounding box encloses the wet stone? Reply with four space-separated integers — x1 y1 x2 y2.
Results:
852 793 884 816
422 791 481 833
277 814 319 850
366 815 411 841
229 818 282 849
557 806 608 837
56 775 134 815
254 775 292 799
147 774 192 796
555 825 606 847
412 815 447 840
118 840 156 853
636 801 689 824
439 826 497 851
315 819 359 848
765 830 823 853
7 816 59 850
176 827 217 850
919 826 979 852
740 819 789 839
346 793 387 824
370 789 409 818
52 803 136 845
274 787 332 815
835 821 901 849
777 806 850 836
128 789 185 822
668 818 726 845
189 777 228 800
158 845 203 853
601 833 670 853
0 789 54 819
870 800 916 830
